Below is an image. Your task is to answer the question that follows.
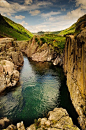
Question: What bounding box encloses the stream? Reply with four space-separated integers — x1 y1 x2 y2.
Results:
0 56 79 127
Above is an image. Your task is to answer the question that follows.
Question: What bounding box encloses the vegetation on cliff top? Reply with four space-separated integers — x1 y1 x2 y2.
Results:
34 34 66 54
35 14 86 37
58 14 86 36
0 14 33 40
34 14 86 53
58 23 76 36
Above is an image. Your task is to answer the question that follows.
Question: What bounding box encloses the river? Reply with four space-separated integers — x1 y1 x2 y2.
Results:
0 56 79 127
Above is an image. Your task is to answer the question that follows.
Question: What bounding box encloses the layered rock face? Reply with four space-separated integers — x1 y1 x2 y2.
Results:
18 36 63 65
63 29 86 130
0 38 24 93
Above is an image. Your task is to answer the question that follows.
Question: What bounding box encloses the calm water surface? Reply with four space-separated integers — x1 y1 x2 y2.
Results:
0 56 79 127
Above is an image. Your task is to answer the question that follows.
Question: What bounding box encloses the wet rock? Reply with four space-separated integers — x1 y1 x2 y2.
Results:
17 121 25 130
27 124 36 130
5 124 16 130
0 117 10 129
53 56 62 66
27 108 80 130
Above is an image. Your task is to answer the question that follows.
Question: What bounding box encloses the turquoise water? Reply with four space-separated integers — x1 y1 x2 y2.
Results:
0 56 79 127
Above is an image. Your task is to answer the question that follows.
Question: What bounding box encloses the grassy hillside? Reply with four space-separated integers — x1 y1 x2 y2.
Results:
58 14 86 36
35 34 66 54
75 14 86 35
58 23 76 36
0 14 33 40
35 14 86 53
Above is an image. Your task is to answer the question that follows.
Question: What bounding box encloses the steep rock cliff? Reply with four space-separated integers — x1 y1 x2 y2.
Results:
18 36 63 65
0 38 24 93
63 29 86 130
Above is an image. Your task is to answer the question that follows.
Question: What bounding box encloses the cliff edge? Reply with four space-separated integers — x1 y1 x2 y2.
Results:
63 29 86 130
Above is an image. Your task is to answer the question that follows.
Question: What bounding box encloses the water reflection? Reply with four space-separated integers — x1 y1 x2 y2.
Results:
0 56 79 127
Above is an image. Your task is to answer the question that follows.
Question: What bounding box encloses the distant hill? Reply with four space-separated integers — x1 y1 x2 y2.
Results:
32 14 86 37
33 31 62 35
0 14 33 40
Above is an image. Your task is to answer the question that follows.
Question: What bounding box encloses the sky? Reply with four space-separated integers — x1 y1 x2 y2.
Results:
0 0 86 33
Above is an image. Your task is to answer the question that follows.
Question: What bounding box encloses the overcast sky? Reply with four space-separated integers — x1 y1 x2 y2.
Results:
0 0 86 33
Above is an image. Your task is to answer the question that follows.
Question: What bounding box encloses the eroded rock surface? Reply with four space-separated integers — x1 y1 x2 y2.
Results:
0 60 19 93
0 38 24 93
27 108 80 130
63 29 86 130
3 108 80 130
0 117 10 129
18 36 62 65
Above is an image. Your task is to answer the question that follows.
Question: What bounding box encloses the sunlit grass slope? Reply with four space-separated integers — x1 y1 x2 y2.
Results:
0 14 33 40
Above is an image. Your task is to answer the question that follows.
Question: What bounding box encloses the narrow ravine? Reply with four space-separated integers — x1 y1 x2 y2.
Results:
0 56 79 128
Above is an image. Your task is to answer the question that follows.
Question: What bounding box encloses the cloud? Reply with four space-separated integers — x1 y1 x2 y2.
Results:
61 8 66 11
0 0 10 8
41 11 61 17
7 13 11 17
37 1 52 6
26 19 74 33
20 21 28 26
15 15 25 19
76 0 86 9
29 10 40 16
24 0 33 5
0 0 52 16
0 7 16 14
65 8 85 20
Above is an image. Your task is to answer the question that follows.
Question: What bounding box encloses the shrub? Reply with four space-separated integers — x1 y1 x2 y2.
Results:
40 37 46 44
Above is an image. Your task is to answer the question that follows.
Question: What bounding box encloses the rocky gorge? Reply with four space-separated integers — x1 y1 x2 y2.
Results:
0 38 24 94
0 24 86 130
17 29 86 129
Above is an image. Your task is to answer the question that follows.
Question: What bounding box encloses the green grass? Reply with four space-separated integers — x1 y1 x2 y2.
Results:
34 14 86 54
58 14 86 36
58 23 76 36
0 14 33 40
35 34 66 53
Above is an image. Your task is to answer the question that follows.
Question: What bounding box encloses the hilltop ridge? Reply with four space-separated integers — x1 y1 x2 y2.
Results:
0 14 33 40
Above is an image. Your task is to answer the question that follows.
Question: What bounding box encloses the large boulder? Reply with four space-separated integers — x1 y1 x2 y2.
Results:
11 51 24 67
27 108 80 130
0 60 19 93
53 55 63 66
0 117 10 129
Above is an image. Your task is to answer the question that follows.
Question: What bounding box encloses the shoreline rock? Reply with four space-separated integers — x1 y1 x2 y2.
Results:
0 38 24 93
2 108 80 130
0 31 85 130
63 30 86 130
